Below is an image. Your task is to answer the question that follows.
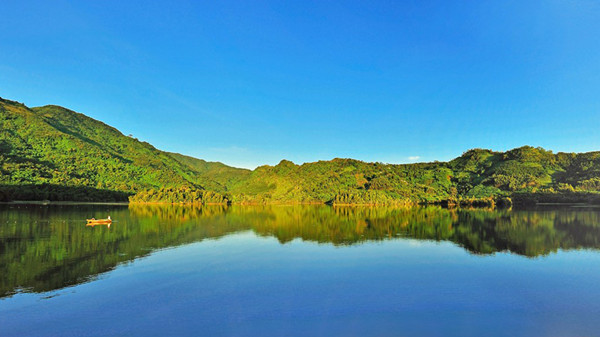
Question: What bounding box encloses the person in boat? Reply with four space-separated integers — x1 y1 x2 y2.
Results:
108 215 111 220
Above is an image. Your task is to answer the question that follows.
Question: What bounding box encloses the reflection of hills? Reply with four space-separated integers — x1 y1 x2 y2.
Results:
1 204 600 297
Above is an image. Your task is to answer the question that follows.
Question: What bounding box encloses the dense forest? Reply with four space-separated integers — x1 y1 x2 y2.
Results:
1 97 600 205
0 97 248 201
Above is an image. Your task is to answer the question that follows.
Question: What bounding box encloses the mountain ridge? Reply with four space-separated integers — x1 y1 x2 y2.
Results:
1 97 599 205
0 97 247 201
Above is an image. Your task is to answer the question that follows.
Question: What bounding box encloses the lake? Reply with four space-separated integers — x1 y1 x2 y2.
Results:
1 204 600 336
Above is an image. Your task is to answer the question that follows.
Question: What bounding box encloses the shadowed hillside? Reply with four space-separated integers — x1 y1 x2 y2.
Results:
167 152 251 191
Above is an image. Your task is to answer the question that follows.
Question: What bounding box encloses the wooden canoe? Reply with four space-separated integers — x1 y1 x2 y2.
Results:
86 218 112 225
86 219 111 228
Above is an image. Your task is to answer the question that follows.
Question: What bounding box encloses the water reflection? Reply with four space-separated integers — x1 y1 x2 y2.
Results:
1 204 600 297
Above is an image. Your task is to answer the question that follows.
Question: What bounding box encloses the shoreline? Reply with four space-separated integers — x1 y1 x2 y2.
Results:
2 200 600 209
0 201 130 206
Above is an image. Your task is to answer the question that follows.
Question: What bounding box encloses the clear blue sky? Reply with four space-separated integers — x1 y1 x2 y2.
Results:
1 0 599 169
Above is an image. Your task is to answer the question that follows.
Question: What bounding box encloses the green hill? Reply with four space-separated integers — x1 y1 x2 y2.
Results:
221 147 600 205
0 97 246 201
226 158 455 204
1 96 599 205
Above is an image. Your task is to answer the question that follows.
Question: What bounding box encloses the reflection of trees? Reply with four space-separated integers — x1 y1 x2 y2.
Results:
1 204 600 297
0 204 245 298
450 209 600 257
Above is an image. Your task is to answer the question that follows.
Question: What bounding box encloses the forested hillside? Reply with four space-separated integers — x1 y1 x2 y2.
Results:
0 98 246 201
167 152 250 192
1 97 599 205
221 147 600 205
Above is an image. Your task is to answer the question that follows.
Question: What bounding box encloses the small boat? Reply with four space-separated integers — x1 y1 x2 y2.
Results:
86 216 112 227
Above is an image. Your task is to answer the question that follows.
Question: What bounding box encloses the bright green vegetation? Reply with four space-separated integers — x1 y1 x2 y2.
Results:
1 97 599 205
130 186 229 204
3 204 600 297
0 97 248 201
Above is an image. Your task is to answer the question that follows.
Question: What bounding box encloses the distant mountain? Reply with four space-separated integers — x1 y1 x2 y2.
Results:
166 152 250 192
1 96 599 204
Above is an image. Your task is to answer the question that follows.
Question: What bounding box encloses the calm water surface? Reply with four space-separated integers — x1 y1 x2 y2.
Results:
1 204 600 336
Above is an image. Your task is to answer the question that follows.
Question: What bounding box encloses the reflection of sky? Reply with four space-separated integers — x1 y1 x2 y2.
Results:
2 232 600 337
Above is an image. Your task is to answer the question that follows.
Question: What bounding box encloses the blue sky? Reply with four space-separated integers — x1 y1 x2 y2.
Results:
1 0 599 169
